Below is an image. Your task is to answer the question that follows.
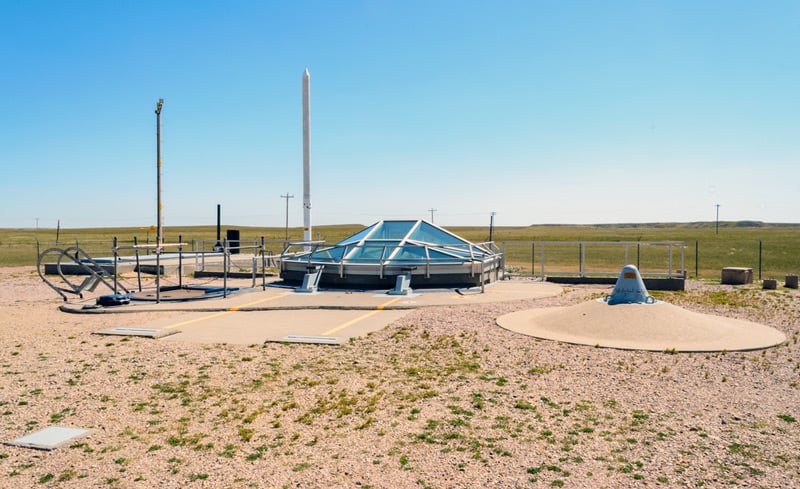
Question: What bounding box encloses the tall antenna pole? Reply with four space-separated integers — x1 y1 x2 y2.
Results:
428 208 437 223
155 98 164 247
302 68 312 242
281 193 295 242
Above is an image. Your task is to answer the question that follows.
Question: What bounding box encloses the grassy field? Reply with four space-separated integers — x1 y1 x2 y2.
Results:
2 222 798 280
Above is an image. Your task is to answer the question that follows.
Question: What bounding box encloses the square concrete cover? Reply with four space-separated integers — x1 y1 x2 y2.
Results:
7 426 90 450
267 335 344 345
94 327 179 339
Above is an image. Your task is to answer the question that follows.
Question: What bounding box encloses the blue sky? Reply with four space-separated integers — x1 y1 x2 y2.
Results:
1 1 798 229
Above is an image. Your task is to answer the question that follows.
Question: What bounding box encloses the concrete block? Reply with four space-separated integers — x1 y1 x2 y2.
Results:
134 264 164 275
721 267 753 285
296 266 323 293
762 279 777 290
786 275 799 289
388 273 413 296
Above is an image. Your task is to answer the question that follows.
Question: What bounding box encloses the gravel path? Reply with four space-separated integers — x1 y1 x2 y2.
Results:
1 267 799 488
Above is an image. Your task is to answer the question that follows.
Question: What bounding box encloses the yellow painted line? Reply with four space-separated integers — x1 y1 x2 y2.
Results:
164 293 289 330
230 293 291 311
165 310 234 330
321 297 403 336
375 297 403 310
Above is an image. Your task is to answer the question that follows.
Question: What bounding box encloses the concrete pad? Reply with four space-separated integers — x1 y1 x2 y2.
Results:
94 327 180 339
268 335 345 345
6 426 90 450
497 300 787 352
62 280 563 314
76 280 562 346
158 308 411 345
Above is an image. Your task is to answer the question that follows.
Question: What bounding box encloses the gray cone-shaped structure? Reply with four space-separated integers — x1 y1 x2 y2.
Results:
606 265 655 305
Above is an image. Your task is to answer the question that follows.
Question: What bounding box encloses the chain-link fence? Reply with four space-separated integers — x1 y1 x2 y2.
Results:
12 233 800 282
501 239 798 280
501 241 685 278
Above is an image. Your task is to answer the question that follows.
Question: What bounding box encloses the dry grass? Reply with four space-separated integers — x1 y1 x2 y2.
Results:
3 222 799 278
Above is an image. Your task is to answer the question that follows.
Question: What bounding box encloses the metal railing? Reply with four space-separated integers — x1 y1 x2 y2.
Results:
281 241 504 280
37 236 291 302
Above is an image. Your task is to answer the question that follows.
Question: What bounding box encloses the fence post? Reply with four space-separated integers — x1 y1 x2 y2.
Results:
261 236 267 290
223 238 228 298
680 242 685 279
113 236 118 294
637 240 640 269
541 242 545 277
758 240 762 281
252 256 257 288
134 236 142 291
668 243 673 278
178 234 183 288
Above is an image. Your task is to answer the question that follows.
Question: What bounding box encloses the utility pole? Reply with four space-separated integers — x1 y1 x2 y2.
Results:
489 211 496 242
302 69 312 243
715 204 720 235
155 98 164 247
428 208 437 223
281 193 294 242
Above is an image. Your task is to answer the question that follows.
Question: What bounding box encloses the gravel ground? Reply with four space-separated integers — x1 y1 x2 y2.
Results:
1 266 799 488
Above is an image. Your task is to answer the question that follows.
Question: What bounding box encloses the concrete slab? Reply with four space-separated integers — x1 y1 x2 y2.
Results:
61 280 563 314
72 280 563 346
6 426 90 451
497 299 787 352
268 335 345 345
94 327 180 339
153 307 410 345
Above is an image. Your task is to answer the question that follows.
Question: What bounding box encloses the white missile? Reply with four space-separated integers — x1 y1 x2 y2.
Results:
302 68 312 242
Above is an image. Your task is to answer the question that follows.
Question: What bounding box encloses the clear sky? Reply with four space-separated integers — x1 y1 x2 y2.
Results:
1 1 798 229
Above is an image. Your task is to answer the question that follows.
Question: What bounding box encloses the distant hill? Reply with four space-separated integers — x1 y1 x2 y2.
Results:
528 221 800 229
